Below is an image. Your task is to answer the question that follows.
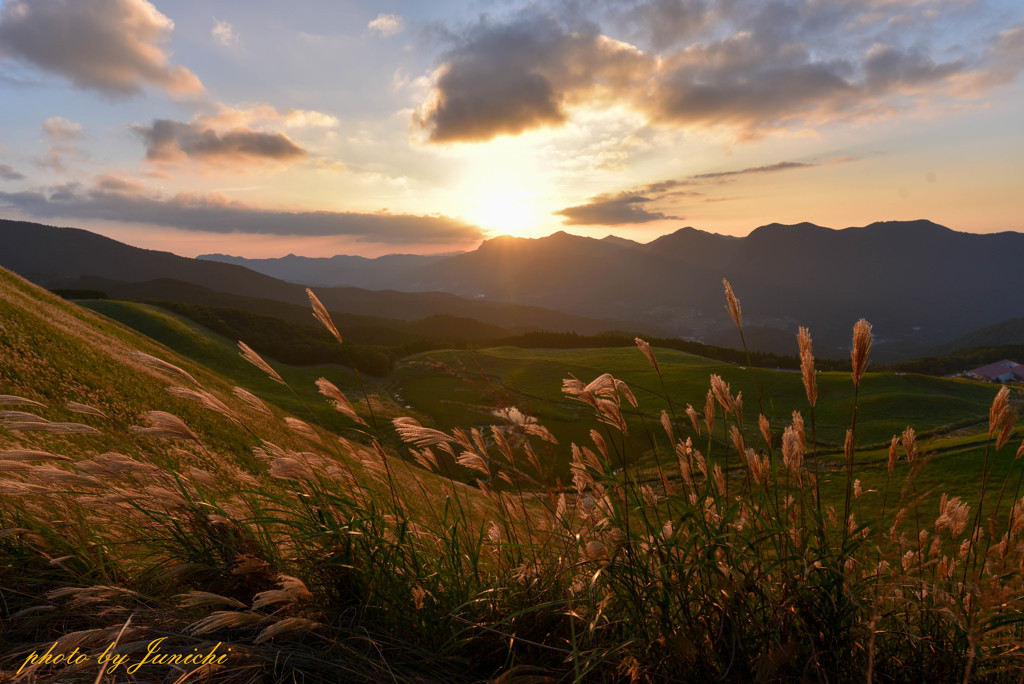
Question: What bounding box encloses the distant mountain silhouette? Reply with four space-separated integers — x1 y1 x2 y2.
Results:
404 219 1024 358
210 219 1024 359
942 318 1024 352
199 252 450 289
0 219 618 335
6 217 1024 360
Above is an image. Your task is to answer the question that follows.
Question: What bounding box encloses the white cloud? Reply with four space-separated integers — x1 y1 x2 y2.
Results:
212 18 238 46
42 116 84 141
368 13 403 37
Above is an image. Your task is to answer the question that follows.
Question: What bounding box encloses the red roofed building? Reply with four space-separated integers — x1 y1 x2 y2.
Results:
967 360 1024 383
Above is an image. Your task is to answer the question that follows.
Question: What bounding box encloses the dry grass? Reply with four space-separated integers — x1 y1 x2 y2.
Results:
2 275 1024 683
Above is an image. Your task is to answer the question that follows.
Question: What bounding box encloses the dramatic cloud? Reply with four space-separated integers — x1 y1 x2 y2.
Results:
0 0 203 97
414 18 650 142
0 163 25 181
0 179 484 244
211 18 238 47
132 119 307 166
606 0 712 51
368 13 403 37
414 2 1022 143
128 104 341 168
556 193 679 225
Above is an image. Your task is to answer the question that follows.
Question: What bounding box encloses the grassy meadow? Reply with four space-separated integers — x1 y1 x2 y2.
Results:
2 266 1024 682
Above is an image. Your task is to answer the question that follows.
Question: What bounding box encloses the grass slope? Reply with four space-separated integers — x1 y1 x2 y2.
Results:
1 268 299 463
394 346 1017 496
5 264 1024 682
78 299 382 437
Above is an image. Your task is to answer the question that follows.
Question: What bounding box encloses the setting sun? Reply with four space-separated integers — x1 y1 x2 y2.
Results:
464 184 546 236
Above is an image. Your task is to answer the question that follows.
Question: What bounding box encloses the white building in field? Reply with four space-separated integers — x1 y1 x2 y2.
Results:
967 360 1024 383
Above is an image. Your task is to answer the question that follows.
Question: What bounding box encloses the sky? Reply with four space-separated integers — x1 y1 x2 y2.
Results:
0 0 1022 258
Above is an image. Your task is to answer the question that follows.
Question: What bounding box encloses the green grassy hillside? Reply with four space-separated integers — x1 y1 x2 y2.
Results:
0 268 319 463
393 346 1012 489
78 299 381 436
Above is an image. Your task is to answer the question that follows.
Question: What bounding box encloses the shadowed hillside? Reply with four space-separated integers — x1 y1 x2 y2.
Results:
207 220 1024 360
0 219 621 335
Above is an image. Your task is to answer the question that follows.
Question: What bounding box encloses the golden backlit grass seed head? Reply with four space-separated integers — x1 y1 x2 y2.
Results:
704 390 716 434
233 386 274 417
660 410 675 444
0 410 46 422
3 418 101 435
730 424 745 456
744 448 769 486
238 341 285 384
1011 498 1024 536
307 288 343 345
0 394 47 408
798 326 817 407
84 452 161 477
175 591 248 611
393 416 454 447
889 435 899 473
132 352 201 388
990 385 1010 435
188 610 264 636
252 574 313 611
130 411 198 441
686 404 700 435
723 278 742 332
457 451 490 476
0 448 71 463
710 374 733 415
316 377 367 426
851 319 873 387
284 417 320 442
66 401 107 419
782 425 805 479
996 407 1018 451
634 337 660 376
522 422 558 444
902 426 917 465
255 617 321 644
936 494 970 537
791 411 806 451
166 386 240 424
713 464 725 496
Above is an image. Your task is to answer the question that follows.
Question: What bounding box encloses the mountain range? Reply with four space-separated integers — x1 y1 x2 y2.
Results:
204 219 1024 359
0 218 617 336
5 217 1024 362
